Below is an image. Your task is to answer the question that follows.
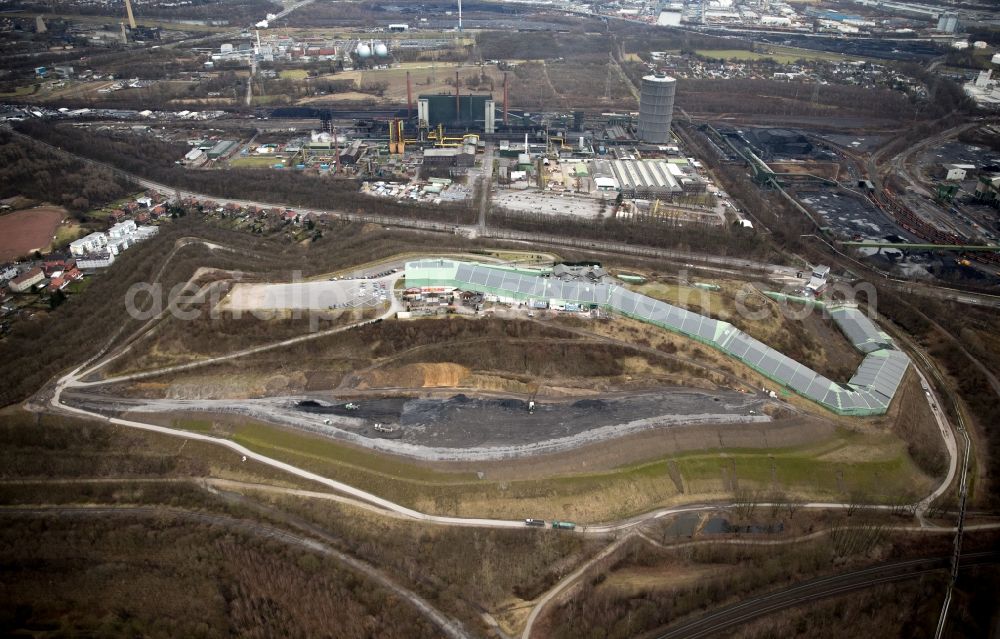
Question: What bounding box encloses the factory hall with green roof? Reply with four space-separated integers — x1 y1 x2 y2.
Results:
405 258 910 416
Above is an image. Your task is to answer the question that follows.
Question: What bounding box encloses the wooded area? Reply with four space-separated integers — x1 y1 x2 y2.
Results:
0 129 132 213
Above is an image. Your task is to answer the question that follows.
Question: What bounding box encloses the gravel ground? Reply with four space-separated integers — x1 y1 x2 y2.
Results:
65 388 775 462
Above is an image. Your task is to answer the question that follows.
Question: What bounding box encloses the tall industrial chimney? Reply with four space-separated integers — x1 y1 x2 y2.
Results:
457 0 463 31
503 73 509 125
455 70 460 122
406 70 413 120
124 0 137 29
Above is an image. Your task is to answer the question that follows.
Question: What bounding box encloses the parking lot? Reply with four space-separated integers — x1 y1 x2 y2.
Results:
493 189 606 219
221 272 399 311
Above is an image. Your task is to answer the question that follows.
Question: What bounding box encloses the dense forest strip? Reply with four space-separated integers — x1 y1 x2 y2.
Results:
0 505 458 638
0 129 133 213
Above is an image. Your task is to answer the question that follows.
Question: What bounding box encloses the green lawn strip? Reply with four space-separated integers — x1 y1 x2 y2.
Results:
694 47 861 64
172 418 212 433
233 422 474 483
230 156 286 168
219 420 927 518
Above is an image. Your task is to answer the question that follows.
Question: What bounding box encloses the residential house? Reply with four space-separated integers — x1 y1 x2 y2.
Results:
76 253 116 270
9 267 44 293
69 232 108 257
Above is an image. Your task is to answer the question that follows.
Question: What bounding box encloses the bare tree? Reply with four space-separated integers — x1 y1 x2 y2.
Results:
733 488 762 521
846 489 870 517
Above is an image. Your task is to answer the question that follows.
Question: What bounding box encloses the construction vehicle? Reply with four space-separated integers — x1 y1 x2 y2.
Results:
526 383 540 414
524 518 545 527
345 402 360 410
551 521 576 530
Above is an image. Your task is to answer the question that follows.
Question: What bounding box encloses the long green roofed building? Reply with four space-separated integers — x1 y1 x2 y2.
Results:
405 258 910 417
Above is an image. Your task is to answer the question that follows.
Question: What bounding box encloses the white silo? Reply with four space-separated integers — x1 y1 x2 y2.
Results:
356 42 371 58
637 74 676 144
374 42 388 57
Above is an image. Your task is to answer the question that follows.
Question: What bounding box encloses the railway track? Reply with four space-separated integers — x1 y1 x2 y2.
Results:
654 551 999 639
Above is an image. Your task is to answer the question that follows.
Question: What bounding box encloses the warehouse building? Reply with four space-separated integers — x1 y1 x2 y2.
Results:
422 147 475 168
417 94 494 129
339 140 365 165
606 159 683 198
207 140 238 160
405 258 909 416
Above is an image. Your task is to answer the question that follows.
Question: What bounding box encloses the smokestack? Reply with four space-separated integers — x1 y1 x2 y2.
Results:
458 0 462 31
406 70 413 121
333 126 340 174
455 70 460 122
124 0 137 29
503 73 509 125
120 21 128 44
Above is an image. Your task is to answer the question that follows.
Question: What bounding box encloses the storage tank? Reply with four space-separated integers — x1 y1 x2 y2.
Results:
637 74 676 145
374 42 388 57
356 43 371 58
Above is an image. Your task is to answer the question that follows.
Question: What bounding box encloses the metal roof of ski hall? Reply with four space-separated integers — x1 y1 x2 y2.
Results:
405 259 910 416
828 305 895 354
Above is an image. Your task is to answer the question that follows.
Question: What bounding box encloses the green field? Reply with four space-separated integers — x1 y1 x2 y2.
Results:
167 417 933 522
250 94 289 106
53 223 84 248
2 11 232 32
0 84 37 98
279 69 309 80
230 155 286 168
695 47 859 64
172 418 212 433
